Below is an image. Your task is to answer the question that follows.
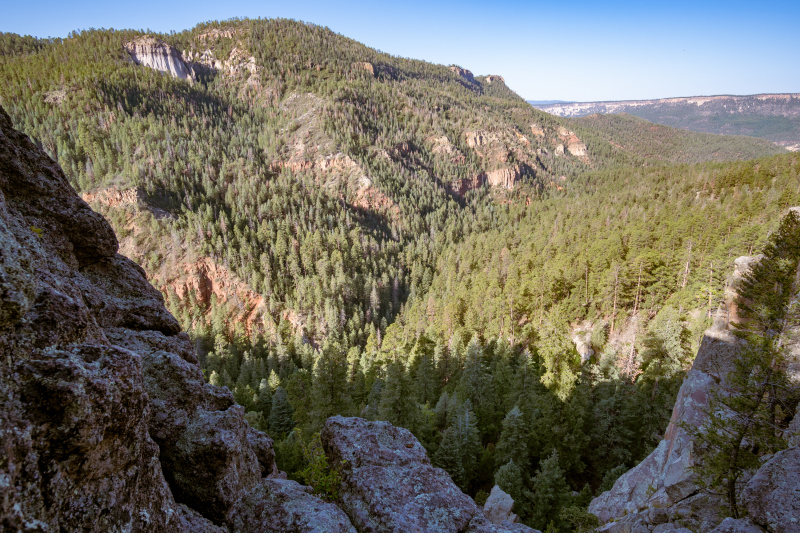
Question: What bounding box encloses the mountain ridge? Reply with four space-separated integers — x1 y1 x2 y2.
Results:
532 93 800 151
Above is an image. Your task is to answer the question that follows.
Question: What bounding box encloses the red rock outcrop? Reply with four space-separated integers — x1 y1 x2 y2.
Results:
352 61 375 76
164 257 267 331
449 65 475 83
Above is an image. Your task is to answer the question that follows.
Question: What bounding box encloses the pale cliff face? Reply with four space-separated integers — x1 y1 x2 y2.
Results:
125 37 193 81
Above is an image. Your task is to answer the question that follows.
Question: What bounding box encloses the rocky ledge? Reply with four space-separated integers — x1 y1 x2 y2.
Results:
0 105 534 531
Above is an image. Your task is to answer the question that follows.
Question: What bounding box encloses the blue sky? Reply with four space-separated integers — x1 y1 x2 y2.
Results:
2 0 798 102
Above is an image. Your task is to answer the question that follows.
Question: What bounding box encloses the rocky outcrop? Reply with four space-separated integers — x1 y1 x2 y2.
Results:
480 167 522 190
483 485 520 525
709 517 766 533
485 75 505 84
125 37 193 81
186 47 258 77
590 242 800 532
530 124 545 137
352 62 375 76
449 65 475 83
556 126 588 157
0 105 348 531
164 257 268 332
589 256 756 526
228 478 357 532
740 446 800 533
321 416 538 533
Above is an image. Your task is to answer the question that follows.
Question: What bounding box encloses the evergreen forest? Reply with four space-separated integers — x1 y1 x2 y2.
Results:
1 19 799 531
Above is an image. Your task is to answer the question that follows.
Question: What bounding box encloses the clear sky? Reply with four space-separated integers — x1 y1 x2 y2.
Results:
2 0 798 102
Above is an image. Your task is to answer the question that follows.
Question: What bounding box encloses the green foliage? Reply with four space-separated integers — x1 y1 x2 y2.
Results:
495 459 531 520
2 18 797 526
529 450 572 532
269 386 295 438
297 431 343 502
573 113 785 165
495 405 529 469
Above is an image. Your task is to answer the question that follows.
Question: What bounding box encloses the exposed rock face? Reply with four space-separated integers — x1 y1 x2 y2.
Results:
186 47 258 77
709 517 766 533
485 75 505 84
0 104 192 530
467 130 489 148
484 485 519 524
449 65 475 83
164 257 268 333
556 126 588 157
480 167 522 190
0 105 347 531
321 416 537 533
572 329 595 364
740 446 800 533
590 245 800 532
352 61 375 76
530 124 545 137
125 37 193 81
227 479 357 532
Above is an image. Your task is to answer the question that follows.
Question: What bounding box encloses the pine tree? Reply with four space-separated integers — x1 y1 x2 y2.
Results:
269 386 295 438
434 426 465 488
453 400 482 489
494 459 530 520
257 378 272 418
529 450 571 532
268 369 281 392
690 209 800 518
377 360 414 428
496 405 529 469
413 352 439 405
310 341 352 429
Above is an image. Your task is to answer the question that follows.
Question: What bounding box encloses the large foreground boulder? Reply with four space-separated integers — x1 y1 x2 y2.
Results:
741 446 800 533
321 416 538 533
227 478 357 532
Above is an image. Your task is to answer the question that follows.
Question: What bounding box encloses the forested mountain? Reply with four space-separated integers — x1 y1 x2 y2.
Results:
1 19 798 531
533 93 800 151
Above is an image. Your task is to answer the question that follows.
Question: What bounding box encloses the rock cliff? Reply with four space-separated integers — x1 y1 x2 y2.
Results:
125 37 193 81
449 65 475 83
0 105 532 531
589 237 800 532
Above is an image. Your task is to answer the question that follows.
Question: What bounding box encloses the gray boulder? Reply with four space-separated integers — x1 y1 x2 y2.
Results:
321 416 537 533
708 517 767 533
741 446 800 533
227 478 356 532
483 485 519 524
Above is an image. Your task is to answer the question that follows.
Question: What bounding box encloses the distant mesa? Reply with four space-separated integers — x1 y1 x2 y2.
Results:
124 36 193 81
449 65 475 83
531 93 800 150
